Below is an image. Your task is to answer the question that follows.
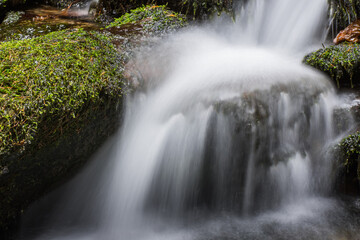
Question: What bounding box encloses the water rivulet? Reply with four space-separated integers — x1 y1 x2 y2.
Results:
20 0 360 239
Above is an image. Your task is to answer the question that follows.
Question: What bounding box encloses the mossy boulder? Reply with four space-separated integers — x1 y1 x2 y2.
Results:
97 0 235 21
336 132 360 195
106 5 188 35
162 0 235 20
0 28 126 236
303 43 360 89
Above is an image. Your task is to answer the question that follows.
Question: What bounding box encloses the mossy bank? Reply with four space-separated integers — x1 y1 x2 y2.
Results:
0 28 126 236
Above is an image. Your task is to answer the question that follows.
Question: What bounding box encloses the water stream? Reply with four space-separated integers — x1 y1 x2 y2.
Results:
20 0 360 239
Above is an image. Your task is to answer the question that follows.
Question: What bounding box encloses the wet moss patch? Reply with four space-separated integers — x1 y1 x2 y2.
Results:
0 19 70 41
174 0 235 20
337 132 360 195
106 5 188 35
97 0 235 21
0 28 125 157
0 28 126 235
303 43 360 88
340 132 360 170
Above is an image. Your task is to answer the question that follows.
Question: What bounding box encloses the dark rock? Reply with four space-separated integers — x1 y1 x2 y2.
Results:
0 98 123 239
335 131 360 195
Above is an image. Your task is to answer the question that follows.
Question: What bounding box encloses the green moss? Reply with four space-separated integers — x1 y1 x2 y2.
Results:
97 0 234 21
106 5 188 34
0 15 101 42
179 0 234 19
339 132 360 180
303 43 360 88
0 21 69 42
0 28 125 158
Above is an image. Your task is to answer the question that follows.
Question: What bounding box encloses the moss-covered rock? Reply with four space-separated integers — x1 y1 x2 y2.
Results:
166 0 235 20
97 0 235 21
0 28 126 236
303 43 360 89
0 28 124 155
106 5 188 35
336 132 360 195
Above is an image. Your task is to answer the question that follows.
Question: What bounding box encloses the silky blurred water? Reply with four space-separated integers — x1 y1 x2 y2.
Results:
19 0 360 239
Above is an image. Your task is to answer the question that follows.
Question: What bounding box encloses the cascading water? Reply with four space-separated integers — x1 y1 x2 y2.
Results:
20 0 360 239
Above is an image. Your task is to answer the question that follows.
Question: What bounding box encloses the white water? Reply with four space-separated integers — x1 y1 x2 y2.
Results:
21 0 360 239
65 0 99 16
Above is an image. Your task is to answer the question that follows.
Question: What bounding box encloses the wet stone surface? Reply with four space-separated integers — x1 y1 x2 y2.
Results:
0 6 101 42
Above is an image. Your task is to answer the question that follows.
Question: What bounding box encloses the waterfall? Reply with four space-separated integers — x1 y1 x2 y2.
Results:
21 0 358 239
